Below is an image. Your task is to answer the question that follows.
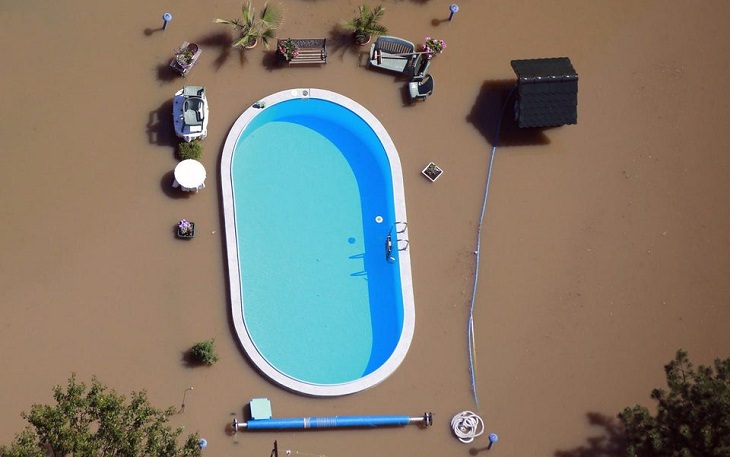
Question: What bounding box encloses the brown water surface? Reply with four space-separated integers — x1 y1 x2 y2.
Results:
2 1 730 456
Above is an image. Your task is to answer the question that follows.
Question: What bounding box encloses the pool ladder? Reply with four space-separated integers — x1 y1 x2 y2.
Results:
386 221 409 262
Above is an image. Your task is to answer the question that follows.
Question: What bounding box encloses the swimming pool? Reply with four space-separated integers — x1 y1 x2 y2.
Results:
221 89 414 396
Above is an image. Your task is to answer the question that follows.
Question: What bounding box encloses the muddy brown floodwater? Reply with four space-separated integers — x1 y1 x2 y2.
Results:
2 1 730 456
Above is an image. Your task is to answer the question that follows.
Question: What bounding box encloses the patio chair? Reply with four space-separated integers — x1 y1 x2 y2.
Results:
411 54 431 81
408 74 434 102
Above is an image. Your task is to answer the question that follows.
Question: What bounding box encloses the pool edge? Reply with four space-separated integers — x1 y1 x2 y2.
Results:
220 88 415 396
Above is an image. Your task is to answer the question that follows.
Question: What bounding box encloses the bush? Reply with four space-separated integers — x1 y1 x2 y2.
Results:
178 140 203 160
190 339 219 365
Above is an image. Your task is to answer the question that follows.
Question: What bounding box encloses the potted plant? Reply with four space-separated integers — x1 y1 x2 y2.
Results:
176 219 195 239
174 43 199 66
170 41 203 76
422 162 443 182
343 4 387 46
214 1 283 50
421 37 447 59
277 38 300 62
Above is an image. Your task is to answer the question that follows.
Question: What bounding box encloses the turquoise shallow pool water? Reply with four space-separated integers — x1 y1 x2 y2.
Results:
231 98 403 385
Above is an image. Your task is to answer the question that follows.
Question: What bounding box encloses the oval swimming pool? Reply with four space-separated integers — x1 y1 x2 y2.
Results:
220 89 414 396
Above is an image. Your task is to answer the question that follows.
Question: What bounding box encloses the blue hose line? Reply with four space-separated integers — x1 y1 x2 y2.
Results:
468 86 517 409
245 415 415 430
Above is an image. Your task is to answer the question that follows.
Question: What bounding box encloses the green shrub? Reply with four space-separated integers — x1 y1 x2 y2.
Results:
178 140 203 160
190 339 219 365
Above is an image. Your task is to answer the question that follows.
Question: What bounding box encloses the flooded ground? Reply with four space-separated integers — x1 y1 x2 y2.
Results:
2 0 729 455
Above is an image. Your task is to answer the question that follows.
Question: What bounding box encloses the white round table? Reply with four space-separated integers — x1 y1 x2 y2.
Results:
174 159 206 191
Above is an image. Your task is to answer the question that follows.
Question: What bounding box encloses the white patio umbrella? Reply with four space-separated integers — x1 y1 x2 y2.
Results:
174 159 206 192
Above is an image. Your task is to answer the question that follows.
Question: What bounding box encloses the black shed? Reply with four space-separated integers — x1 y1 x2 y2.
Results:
511 57 578 128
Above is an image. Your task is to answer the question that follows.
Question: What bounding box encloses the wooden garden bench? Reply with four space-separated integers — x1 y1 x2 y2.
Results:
278 38 327 65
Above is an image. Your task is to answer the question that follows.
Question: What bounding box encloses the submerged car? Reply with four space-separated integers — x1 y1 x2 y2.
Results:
173 85 209 142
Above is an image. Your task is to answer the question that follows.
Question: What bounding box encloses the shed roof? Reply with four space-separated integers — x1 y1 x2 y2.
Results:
511 57 578 128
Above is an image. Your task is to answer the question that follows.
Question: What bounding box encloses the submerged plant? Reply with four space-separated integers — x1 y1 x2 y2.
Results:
178 219 194 235
190 339 219 365
174 44 197 65
343 4 387 45
278 38 299 62
422 162 443 181
277 38 300 61
214 1 283 49
178 139 203 160
426 163 441 175
422 37 447 59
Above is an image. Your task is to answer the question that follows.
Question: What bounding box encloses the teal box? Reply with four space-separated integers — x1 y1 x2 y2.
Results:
249 398 272 420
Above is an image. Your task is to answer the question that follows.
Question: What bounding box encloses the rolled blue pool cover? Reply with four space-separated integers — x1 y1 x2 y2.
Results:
239 413 432 430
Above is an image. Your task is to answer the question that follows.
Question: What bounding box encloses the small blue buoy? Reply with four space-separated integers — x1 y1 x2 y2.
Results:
487 433 498 449
162 12 172 31
199 438 208 449
449 4 460 21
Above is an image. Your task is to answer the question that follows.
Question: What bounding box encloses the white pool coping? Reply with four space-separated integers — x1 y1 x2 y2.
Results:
220 89 415 396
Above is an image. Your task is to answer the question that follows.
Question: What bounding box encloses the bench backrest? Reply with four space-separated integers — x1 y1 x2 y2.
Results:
374 36 415 55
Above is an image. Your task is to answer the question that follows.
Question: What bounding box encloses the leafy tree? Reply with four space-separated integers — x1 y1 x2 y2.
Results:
0 374 202 457
618 349 730 457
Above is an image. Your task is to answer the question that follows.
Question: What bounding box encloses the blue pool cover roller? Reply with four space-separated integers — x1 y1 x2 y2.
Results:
233 412 433 431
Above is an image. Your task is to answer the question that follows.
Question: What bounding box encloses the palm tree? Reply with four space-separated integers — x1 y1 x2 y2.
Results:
343 4 387 45
214 1 283 49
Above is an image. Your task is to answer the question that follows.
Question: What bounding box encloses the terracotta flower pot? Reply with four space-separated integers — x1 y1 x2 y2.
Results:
354 32 371 46
244 38 258 49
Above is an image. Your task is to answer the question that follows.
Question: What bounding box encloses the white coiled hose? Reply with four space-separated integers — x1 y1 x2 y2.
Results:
450 411 485 444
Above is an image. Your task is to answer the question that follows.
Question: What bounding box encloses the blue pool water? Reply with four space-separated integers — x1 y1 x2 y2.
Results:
222 90 413 395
